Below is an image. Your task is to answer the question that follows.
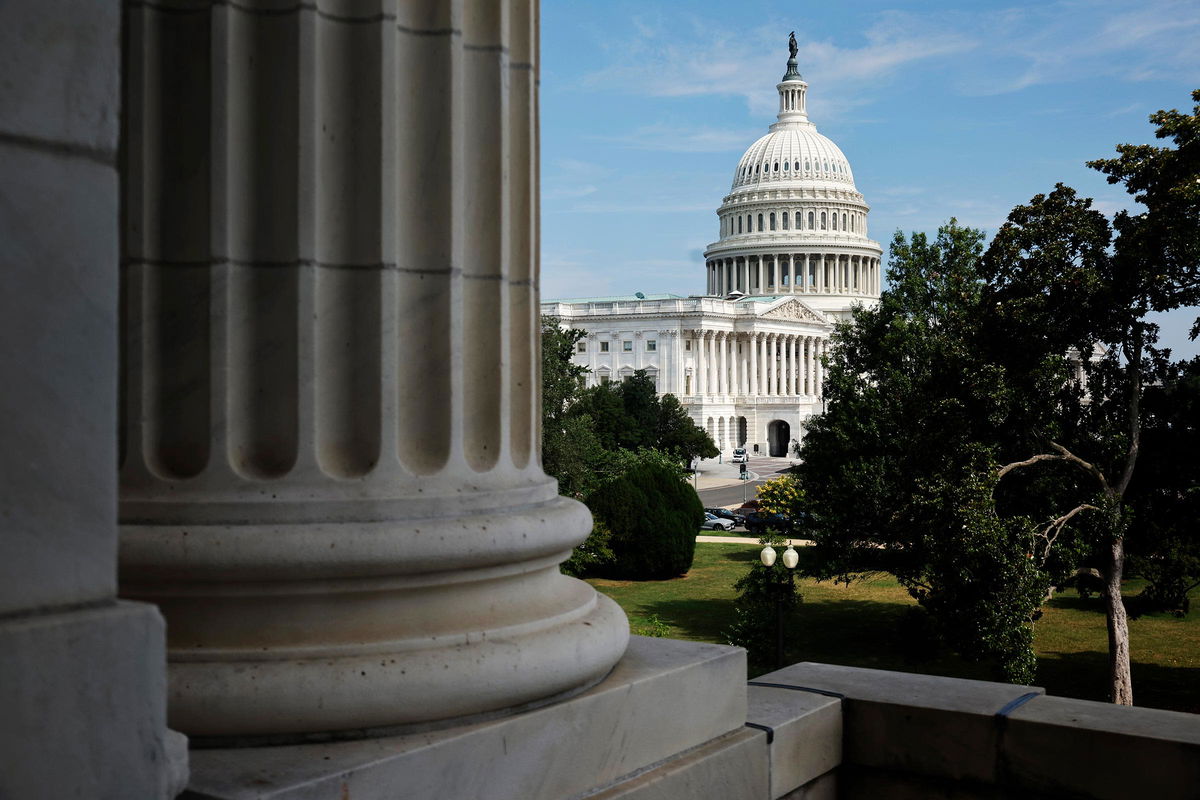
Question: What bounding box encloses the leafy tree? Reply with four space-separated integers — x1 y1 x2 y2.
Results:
657 393 719 465
588 456 703 580
799 92 1200 700
727 532 802 671
542 317 609 498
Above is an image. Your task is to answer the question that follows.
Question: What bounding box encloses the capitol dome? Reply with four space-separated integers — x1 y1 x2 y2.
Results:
703 43 883 321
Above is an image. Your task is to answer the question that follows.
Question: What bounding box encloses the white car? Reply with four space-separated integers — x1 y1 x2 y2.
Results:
731 448 748 464
701 512 735 531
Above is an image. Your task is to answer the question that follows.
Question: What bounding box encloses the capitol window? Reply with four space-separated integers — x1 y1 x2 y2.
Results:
773 162 779 171
622 341 633 352
842 213 848 230
770 212 776 230
783 161 789 170
738 216 743 233
757 214 764 231
832 214 837 231
782 211 789 229
600 341 609 353
646 340 656 352
808 211 814 228
577 341 586 353
685 341 692 351
821 212 827 229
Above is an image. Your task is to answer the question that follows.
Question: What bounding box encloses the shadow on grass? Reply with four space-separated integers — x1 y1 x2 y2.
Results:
1036 650 1200 713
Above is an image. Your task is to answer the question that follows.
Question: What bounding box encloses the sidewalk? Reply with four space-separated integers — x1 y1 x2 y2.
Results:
695 535 815 546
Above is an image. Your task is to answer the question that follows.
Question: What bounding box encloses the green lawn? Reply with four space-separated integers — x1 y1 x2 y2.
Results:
587 542 1200 714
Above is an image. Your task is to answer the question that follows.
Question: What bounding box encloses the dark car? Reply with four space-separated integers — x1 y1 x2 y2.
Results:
704 507 745 527
743 510 792 536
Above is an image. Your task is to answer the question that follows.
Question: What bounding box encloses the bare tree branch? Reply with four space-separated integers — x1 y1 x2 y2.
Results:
997 441 1109 491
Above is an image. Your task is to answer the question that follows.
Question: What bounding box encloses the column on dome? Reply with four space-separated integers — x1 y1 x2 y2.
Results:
118 0 628 740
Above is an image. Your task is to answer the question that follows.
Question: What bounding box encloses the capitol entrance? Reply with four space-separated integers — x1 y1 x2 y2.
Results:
767 420 791 457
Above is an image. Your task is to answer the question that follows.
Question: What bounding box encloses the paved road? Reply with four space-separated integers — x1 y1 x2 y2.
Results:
696 456 797 508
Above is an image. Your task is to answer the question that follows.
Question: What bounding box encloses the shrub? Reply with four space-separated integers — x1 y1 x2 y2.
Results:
588 459 702 580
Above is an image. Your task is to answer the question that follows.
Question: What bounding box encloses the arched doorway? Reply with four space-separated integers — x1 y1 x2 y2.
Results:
767 420 790 457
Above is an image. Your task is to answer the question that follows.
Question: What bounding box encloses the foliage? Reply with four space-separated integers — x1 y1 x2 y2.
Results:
797 92 1200 699
560 519 615 579
755 475 807 521
587 458 703 580
630 613 671 638
727 533 802 670
572 371 718 464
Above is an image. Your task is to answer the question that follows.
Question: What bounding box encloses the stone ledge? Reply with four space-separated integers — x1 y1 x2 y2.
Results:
757 662 1043 783
746 683 841 798
581 728 768 800
1003 694 1200 799
184 636 747 800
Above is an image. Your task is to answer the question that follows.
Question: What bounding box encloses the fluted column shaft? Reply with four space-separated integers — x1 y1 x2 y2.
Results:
119 0 627 742
749 334 760 398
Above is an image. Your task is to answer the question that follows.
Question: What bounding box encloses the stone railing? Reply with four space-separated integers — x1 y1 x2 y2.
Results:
747 662 1200 800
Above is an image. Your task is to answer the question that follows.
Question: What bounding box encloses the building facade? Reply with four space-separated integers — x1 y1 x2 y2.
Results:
543 50 882 457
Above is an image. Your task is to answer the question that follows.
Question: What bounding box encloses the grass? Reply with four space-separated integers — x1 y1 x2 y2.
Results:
587 542 1200 714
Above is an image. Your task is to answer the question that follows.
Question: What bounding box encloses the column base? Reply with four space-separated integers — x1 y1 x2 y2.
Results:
0 601 186 799
184 637 748 800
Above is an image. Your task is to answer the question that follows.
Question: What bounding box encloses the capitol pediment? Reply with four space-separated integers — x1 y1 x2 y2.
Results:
759 298 829 324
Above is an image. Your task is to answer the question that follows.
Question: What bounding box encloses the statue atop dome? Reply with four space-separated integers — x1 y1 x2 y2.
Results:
784 32 802 80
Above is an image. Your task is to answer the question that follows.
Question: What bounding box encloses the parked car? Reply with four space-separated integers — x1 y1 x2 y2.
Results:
744 510 792 536
731 448 748 464
700 512 735 532
704 507 746 527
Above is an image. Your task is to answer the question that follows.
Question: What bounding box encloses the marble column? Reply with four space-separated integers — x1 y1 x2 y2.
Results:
717 332 728 396
786 336 796 395
816 338 825 397
749 334 760 398
696 331 707 396
724 333 734 395
119 0 628 741
768 333 777 395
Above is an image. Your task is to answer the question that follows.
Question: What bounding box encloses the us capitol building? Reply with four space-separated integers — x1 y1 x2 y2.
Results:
542 44 883 458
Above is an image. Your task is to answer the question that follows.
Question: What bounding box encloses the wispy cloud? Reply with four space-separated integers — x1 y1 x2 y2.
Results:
591 123 761 153
579 11 976 119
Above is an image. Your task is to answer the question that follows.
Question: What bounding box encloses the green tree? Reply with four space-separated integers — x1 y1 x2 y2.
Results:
588 456 703 580
656 394 719 465
799 92 1200 699
541 316 608 498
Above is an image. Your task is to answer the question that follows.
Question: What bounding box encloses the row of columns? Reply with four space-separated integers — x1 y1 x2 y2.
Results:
691 331 825 399
706 253 880 297
706 416 744 452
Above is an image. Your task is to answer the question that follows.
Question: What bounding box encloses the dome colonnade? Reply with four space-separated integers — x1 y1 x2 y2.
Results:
703 45 882 320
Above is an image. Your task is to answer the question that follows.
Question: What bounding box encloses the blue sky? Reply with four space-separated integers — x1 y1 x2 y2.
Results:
539 0 1200 357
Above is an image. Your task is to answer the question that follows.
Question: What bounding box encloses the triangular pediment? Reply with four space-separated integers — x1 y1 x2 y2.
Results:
759 297 830 324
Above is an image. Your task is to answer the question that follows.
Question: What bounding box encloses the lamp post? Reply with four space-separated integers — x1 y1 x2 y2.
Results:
760 542 799 670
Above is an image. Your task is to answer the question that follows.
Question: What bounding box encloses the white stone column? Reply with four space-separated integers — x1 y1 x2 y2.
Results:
724 333 734 395
765 335 775 396
749 334 760 398
695 331 706 396
803 336 812 395
786 336 796 395
716 332 727 396
119 1 628 741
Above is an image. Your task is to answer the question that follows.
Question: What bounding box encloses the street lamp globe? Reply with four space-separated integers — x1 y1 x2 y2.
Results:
782 544 799 569
760 546 777 567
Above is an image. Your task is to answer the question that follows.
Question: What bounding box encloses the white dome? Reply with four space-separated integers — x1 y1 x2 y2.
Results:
732 127 855 192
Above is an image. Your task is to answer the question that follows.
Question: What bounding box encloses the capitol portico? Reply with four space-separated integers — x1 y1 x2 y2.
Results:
545 44 882 457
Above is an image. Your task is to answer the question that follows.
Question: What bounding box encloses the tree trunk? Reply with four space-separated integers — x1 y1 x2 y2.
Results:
1103 536 1133 705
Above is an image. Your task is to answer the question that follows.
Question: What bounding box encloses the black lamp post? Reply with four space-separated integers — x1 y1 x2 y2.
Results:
760 543 799 670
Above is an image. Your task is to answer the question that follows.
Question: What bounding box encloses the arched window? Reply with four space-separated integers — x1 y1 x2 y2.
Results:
794 161 800 171
832 213 837 231
769 212 776 230
808 211 814 229
773 162 779 172
850 215 855 232
747 214 753 231
821 212 827 230
738 216 743 234
804 160 810 172
783 161 789 171
842 213 848 230
782 211 789 230
757 214 764 232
